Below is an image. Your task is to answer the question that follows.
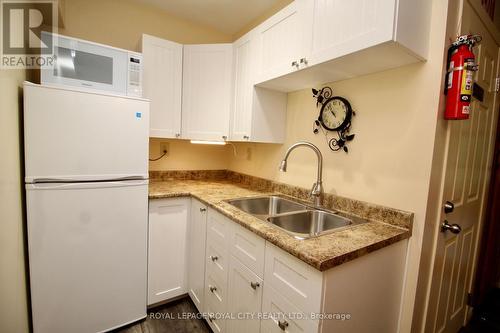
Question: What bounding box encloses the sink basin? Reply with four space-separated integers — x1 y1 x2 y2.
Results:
226 195 362 240
267 210 352 239
226 196 306 217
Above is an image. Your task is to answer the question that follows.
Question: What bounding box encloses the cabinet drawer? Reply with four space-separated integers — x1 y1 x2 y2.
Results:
206 239 229 285
207 209 231 248
230 223 266 278
264 243 322 314
261 285 318 333
206 273 227 311
205 296 226 333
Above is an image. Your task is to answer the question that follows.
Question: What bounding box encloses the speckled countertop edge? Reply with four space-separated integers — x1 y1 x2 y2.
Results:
149 179 412 272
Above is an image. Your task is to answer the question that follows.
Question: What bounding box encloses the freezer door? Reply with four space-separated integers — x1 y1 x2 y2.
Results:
23 83 149 182
26 180 148 333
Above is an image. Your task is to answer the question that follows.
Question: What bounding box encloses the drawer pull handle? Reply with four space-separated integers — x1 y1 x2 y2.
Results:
250 282 260 290
200 207 207 212
278 320 289 330
210 255 218 262
209 285 217 293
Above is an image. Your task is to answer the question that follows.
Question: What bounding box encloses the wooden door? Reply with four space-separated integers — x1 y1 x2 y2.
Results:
141 34 183 138
426 3 500 332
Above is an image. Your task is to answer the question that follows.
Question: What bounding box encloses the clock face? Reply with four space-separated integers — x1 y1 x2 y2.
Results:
320 97 351 131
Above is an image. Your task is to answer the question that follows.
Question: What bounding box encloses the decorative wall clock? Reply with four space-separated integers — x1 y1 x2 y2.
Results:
312 87 356 153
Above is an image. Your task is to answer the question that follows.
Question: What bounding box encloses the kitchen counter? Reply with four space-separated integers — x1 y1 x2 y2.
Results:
149 176 412 271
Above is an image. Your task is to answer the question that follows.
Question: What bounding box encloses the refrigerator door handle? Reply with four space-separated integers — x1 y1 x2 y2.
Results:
27 179 149 190
31 175 148 184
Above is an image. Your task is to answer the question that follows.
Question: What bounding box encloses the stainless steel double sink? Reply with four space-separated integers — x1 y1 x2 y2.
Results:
226 195 365 240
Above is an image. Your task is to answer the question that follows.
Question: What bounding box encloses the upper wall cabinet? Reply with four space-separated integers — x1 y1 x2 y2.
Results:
141 34 183 138
254 0 310 84
231 31 287 143
255 0 432 92
182 44 233 142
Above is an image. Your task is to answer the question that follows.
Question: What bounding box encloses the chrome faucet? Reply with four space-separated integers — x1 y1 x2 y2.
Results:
279 142 323 207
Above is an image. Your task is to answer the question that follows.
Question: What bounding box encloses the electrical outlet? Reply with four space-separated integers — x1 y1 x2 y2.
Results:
160 142 169 157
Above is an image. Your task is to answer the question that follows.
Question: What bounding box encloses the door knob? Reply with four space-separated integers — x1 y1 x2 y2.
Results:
444 201 454 214
441 220 462 234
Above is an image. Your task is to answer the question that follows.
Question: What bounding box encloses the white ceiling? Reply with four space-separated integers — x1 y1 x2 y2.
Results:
134 0 287 35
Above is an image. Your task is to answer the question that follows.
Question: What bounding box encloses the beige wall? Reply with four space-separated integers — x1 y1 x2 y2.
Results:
149 139 231 171
59 0 232 51
228 1 449 331
0 70 30 333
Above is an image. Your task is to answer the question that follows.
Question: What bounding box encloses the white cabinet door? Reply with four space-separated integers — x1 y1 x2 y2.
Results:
255 1 310 83
231 33 287 143
182 44 233 141
148 198 189 305
141 34 183 138
187 199 208 312
227 256 263 333
231 32 254 142
306 0 396 67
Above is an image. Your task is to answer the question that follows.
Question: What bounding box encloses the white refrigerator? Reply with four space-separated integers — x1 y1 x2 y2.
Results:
23 82 150 333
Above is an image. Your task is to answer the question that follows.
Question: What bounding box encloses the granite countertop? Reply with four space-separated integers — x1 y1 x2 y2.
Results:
149 177 412 272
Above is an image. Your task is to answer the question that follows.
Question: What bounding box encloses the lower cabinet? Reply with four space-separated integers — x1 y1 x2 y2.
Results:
148 198 189 306
187 199 208 312
227 256 263 333
149 200 407 333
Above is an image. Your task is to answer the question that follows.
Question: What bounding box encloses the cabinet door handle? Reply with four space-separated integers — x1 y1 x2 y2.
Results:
300 57 308 66
222 135 227 140
175 133 181 138
210 255 218 262
291 61 299 69
209 285 217 293
243 135 250 140
278 320 289 330
250 281 260 290
200 207 207 212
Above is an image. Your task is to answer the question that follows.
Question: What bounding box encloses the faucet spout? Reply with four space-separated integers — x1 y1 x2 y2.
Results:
279 141 324 206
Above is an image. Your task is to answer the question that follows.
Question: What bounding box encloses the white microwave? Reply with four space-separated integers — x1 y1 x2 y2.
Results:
41 32 142 97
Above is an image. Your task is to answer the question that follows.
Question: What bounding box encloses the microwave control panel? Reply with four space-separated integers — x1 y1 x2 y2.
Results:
127 53 143 98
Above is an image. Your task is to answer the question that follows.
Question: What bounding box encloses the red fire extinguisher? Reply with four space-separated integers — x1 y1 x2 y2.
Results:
444 34 481 120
